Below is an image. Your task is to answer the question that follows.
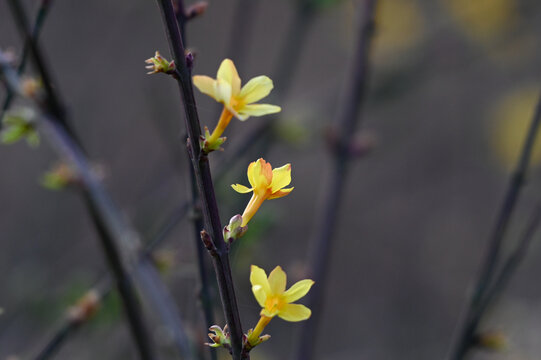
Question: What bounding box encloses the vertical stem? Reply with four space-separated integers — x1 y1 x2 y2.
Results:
154 1 245 359
172 2 217 358
225 0 259 71
189 164 218 360
295 1 377 359
450 93 541 360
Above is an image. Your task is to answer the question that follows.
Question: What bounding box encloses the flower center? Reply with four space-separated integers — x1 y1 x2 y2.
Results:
264 295 285 315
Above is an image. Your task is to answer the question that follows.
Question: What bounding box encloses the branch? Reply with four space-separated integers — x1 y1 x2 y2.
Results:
0 52 194 360
454 203 541 359
153 1 245 359
6 0 78 142
0 0 53 125
173 2 217 359
450 92 541 360
296 1 378 359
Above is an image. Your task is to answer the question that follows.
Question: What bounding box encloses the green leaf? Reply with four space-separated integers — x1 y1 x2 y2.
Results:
1 125 26 144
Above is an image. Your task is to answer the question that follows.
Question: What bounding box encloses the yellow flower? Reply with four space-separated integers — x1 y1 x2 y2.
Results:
246 265 314 347
192 59 281 146
490 86 541 169
443 0 517 43
231 158 293 227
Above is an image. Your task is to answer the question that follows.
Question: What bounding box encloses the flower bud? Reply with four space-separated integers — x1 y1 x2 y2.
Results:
206 325 231 349
223 214 248 243
145 51 176 75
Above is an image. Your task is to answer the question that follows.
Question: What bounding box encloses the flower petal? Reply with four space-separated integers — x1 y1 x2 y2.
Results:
268 187 293 200
283 279 314 303
271 164 292 192
237 104 281 120
214 79 232 105
231 183 253 193
192 75 218 100
268 266 287 294
248 159 272 190
247 160 259 189
217 59 241 96
278 304 311 322
239 76 274 104
250 265 271 296
252 285 267 308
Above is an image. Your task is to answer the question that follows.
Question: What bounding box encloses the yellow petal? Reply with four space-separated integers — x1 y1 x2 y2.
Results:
248 159 272 190
237 104 281 120
214 79 232 105
283 279 314 303
192 75 218 100
268 266 287 294
231 183 253 194
252 285 267 308
239 76 274 104
278 304 311 322
247 160 259 189
250 265 271 296
217 59 241 96
270 164 291 192
268 187 293 200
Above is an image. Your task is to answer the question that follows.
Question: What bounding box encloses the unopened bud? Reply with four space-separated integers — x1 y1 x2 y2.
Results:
223 214 248 243
145 51 176 75
205 324 231 349
186 2 208 19
21 77 42 98
67 290 100 324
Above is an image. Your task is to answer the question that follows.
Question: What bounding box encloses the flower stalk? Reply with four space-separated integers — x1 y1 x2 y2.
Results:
153 1 246 358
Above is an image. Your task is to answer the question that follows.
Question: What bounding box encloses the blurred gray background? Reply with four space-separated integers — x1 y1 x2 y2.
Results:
2 0 541 359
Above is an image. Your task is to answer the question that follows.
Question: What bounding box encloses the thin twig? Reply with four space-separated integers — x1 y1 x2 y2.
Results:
173 2 218 358
296 1 378 359
456 203 541 356
450 92 541 360
6 0 77 142
27 201 191 360
154 1 245 359
224 0 259 72
0 0 53 125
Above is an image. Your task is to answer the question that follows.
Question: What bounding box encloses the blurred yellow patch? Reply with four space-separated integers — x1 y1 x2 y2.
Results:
443 0 518 43
372 0 425 60
490 86 541 170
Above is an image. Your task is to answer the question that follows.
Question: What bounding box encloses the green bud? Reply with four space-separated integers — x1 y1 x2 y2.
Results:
223 214 248 243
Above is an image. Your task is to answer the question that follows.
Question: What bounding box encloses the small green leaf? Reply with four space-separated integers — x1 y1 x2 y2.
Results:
1 125 26 144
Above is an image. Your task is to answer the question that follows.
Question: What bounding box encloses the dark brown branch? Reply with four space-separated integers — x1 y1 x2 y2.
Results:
296 1 378 359
450 93 541 360
0 0 53 126
154 1 245 359
173 2 217 358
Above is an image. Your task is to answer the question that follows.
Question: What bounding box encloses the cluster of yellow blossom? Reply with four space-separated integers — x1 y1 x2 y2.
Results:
191 59 314 352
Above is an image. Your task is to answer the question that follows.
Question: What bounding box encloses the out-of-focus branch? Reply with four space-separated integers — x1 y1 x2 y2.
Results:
454 203 541 358
0 52 194 360
450 93 541 360
6 0 77 142
27 201 192 360
1 0 54 125
296 1 378 360
154 1 245 359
